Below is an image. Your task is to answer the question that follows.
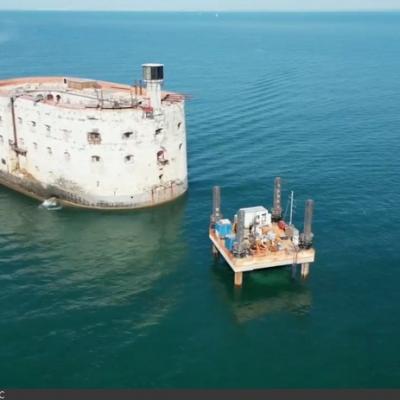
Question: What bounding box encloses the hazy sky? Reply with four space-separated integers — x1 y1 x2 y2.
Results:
0 0 399 11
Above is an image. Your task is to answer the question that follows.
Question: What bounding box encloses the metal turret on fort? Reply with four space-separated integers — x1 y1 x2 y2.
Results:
142 63 164 110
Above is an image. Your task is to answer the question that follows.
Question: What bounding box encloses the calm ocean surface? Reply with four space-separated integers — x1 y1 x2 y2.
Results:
0 11 399 388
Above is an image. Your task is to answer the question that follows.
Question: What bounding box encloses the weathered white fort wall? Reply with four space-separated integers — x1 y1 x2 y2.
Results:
0 71 188 209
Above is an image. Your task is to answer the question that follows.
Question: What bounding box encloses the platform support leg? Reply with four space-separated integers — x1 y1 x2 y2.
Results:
234 272 243 287
291 264 297 279
301 263 310 279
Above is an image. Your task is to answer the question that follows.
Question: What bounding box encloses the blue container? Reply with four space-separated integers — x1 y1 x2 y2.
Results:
224 234 236 251
215 219 232 238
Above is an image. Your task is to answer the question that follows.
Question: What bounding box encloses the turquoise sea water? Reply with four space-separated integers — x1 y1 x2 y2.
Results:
0 12 400 388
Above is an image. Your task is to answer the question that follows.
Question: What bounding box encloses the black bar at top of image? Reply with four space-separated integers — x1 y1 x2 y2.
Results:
3 390 400 400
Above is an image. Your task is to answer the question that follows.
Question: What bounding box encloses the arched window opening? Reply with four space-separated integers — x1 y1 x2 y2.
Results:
56 95 61 103
64 151 71 161
91 155 101 163
46 94 54 101
46 147 52 155
178 122 182 129
122 131 134 139
88 131 101 144
179 143 183 150
125 154 134 163
157 148 169 166
1 158 6 165
33 142 38 149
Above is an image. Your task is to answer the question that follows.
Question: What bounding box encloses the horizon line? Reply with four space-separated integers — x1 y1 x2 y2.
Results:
0 9 400 13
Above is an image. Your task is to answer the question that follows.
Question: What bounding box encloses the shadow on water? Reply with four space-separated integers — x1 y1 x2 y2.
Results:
0 187 189 320
211 260 312 324
0 188 195 386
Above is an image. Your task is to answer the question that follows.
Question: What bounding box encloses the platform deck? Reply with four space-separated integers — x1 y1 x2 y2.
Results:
209 230 315 273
